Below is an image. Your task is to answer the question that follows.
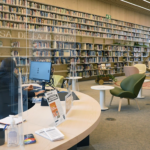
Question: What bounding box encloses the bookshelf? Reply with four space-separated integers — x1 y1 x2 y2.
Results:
0 0 150 82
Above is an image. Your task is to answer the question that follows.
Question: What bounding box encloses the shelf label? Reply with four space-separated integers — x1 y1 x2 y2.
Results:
0 30 51 40
53 35 75 42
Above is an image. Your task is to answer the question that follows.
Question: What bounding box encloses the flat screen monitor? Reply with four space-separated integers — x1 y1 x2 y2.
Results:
29 61 52 82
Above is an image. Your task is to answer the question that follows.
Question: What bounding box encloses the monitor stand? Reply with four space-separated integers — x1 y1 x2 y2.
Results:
41 82 46 90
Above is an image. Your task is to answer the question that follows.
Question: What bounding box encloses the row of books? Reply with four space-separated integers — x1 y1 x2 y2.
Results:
133 47 150 52
0 20 150 41
131 58 143 61
3 6 149 35
105 46 132 51
123 57 130 61
16 67 24 73
69 65 84 71
81 51 96 56
33 51 51 57
94 44 103 50
53 57 70 64
33 42 51 49
11 41 20 47
53 50 70 57
22 75 28 84
131 53 148 57
0 14 150 36
98 51 129 57
52 42 81 49
1 11 150 36
11 50 19 56
0 0 27 5
97 57 118 63
0 41 2 47
81 57 97 63
31 50 140 58
1 0 150 31
70 50 80 56
14 57 29 65
33 58 52 62
114 63 124 68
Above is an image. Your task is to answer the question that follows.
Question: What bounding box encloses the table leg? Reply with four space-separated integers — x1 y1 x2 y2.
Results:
100 90 108 110
137 88 145 99
72 79 76 91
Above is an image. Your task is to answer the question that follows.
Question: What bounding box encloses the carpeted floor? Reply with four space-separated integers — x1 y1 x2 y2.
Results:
77 76 150 150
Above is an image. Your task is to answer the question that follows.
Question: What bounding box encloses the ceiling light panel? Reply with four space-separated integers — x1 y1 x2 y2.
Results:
120 0 150 11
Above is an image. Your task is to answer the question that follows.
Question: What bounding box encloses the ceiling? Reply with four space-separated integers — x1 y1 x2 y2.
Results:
99 0 150 15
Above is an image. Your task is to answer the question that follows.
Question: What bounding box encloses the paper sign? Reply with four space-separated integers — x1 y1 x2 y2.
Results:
65 92 73 114
45 90 65 126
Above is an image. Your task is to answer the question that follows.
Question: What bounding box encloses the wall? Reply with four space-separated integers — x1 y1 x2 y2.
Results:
32 0 150 27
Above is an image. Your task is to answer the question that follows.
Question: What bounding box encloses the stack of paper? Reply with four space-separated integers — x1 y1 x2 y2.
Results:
35 127 64 142
32 97 42 103
0 116 25 125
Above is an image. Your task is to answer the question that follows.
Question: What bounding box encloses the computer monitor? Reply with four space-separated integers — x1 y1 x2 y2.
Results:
29 61 52 90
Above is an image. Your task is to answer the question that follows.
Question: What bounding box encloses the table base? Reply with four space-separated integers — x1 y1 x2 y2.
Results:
137 88 145 99
68 135 89 150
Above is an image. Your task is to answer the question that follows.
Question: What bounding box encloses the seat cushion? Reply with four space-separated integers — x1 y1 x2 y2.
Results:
110 87 136 99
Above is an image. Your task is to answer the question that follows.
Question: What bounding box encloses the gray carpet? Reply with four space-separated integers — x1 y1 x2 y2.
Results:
77 76 150 150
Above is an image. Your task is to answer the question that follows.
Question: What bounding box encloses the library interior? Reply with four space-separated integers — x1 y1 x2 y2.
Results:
0 0 150 149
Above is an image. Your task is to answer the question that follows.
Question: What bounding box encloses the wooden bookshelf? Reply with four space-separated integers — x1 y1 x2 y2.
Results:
0 0 150 82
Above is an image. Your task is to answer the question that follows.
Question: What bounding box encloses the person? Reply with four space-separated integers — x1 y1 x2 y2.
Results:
0 58 18 119
0 58 45 119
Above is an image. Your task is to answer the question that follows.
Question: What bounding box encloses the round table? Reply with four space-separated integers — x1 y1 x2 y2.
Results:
91 85 114 110
66 76 82 91
1 87 101 150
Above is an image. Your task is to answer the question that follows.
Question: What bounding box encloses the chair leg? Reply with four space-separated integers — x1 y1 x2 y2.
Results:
109 96 114 106
127 99 130 105
118 99 122 112
135 99 140 110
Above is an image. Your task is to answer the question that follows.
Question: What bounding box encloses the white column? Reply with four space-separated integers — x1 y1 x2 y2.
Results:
72 79 76 91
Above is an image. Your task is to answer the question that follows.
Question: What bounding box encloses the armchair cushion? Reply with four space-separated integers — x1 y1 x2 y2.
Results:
110 74 146 99
110 87 135 99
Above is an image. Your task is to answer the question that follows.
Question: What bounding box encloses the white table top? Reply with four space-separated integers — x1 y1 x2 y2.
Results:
66 76 82 79
2 87 101 150
144 79 150 83
91 85 114 91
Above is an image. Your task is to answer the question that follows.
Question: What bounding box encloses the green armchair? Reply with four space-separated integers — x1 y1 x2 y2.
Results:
109 74 146 111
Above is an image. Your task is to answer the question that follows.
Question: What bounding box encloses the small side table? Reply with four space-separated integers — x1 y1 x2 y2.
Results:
137 79 150 99
66 76 82 91
91 85 114 110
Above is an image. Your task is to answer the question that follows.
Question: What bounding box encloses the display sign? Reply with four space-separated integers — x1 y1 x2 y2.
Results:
106 14 111 20
45 90 65 126
65 92 73 114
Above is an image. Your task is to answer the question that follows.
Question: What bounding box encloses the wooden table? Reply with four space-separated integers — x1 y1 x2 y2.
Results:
2 87 101 150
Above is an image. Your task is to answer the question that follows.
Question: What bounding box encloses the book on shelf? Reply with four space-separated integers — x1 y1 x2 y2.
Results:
17 67 24 74
11 41 20 47
33 50 51 57
33 42 51 49
63 50 70 57
11 50 19 56
0 41 3 47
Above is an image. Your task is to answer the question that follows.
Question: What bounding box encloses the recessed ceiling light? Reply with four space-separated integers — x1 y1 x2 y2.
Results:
143 0 150 4
120 0 150 11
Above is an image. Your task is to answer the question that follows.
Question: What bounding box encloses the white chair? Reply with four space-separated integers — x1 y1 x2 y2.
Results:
134 64 146 74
